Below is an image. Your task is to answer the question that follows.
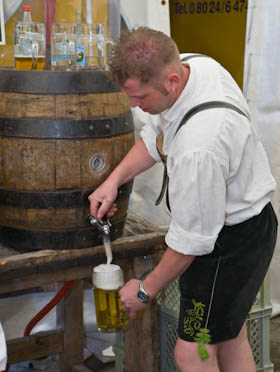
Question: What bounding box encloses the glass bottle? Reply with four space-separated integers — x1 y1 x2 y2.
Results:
22 6 32 23
14 6 45 70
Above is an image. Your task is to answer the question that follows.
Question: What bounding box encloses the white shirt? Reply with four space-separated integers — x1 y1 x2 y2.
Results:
140 54 276 256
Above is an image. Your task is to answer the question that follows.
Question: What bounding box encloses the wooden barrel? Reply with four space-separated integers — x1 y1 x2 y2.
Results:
0 69 134 252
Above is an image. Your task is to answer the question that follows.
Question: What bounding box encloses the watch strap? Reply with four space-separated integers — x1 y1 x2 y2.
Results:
138 280 151 303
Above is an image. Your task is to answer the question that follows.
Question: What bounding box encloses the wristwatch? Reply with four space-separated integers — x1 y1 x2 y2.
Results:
137 280 151 304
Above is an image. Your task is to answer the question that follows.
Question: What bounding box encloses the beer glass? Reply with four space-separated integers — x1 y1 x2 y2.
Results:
51 24 76 70
81 0 121 40
92 264 128 332
74 23 114 70
14 22 46 70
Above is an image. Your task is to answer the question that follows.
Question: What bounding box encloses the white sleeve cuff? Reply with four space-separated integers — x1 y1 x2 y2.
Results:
165 220 217 256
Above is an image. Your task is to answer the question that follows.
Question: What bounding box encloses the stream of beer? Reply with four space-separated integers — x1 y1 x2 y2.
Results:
103 235 113 265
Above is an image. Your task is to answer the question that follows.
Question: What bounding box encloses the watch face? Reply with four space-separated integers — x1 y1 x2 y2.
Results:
138 290 149 303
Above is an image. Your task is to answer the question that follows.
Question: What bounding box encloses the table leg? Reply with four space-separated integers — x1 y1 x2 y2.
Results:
56 280 84 372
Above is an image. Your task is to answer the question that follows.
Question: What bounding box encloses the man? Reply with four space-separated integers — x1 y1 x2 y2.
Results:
89 27 277 371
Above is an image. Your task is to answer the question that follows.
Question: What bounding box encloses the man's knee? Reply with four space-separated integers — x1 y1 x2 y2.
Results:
218 322 250 351
174 338 218 372
217 323 256 372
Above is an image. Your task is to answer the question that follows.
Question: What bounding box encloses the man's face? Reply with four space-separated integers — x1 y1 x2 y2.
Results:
122 77 174 115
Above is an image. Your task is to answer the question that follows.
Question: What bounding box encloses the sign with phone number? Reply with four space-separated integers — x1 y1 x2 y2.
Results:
173 0 248 15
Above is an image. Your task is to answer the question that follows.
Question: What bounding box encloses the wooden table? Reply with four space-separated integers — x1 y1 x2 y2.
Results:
0 213 166 372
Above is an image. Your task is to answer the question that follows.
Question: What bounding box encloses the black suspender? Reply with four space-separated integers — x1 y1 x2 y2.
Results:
175 101 249 136
155 101 249 210
181 54 209 62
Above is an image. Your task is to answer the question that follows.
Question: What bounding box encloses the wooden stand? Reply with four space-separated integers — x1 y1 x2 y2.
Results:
0 213 166 372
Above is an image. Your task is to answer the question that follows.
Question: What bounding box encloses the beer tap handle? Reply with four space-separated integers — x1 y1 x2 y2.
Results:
101 215 112 236
88 214 99 228
88 214 111 236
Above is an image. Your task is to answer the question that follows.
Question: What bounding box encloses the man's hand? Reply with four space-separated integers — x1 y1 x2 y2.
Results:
119 279 148 319
88 180 118 219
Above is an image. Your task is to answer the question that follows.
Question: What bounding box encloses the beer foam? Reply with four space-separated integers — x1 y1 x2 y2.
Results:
92 264 124 290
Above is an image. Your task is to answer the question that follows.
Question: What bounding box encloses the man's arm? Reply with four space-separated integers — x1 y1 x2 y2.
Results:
89 138 156 219
119 247 195 319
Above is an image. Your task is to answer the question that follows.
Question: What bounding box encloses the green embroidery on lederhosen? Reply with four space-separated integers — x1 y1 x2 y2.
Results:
183 299 211 360
183 299 206 337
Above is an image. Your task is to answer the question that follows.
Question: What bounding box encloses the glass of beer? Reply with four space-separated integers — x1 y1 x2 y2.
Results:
51 23 76 71
92 264 128 332
14 22 46 70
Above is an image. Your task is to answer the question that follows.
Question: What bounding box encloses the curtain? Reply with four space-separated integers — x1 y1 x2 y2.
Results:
243 0 280 316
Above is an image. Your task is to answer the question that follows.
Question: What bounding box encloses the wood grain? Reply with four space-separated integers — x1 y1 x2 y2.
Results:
7 330 64 363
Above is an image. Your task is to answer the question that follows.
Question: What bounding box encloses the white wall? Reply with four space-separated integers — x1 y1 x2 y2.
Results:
121 0 170 34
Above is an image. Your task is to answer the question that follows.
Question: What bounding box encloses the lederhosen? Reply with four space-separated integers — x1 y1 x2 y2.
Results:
155 55 278 344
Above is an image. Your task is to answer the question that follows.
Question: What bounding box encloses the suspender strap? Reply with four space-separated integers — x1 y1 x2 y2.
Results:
175 101 249 136
155 101 249 209
181 54 209 62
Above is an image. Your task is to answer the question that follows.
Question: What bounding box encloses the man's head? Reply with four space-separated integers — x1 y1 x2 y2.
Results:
109 27 187 114
109 26 182 86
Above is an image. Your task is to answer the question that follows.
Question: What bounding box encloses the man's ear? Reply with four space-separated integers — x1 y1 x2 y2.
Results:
166 72 180 93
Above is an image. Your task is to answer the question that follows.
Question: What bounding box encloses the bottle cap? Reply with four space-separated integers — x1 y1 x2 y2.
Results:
22 6 31 11
92 264 124 290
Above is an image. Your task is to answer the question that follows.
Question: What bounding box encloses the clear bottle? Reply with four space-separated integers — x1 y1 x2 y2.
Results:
22 5 32 23
14 6 45 70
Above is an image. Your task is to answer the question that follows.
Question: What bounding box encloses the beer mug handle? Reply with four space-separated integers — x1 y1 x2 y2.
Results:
104 38 115 68
31 41 39 70
68 39 76 67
